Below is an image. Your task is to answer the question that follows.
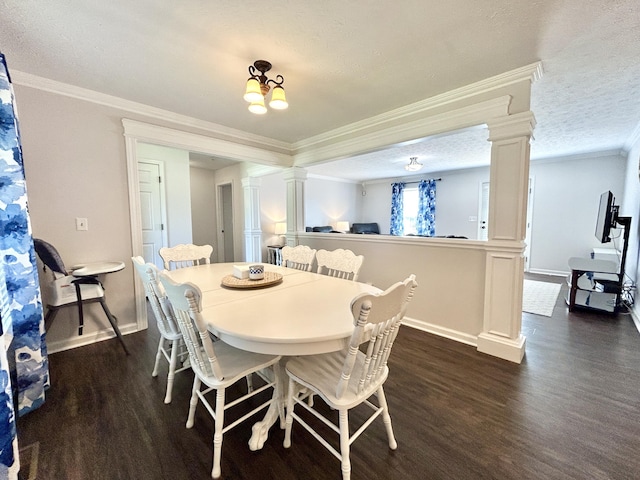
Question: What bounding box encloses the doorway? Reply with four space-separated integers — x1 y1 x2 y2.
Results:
217 183 234 262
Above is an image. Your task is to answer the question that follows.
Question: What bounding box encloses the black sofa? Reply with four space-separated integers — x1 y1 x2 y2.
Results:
350 223 380 234
306 226 341 233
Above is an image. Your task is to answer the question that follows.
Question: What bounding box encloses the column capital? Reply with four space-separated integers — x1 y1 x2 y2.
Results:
241 176 261 188
282 167 308 181
487 111 536 142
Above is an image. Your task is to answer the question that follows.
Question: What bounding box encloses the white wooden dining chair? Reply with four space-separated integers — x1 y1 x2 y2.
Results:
132 256 190 404
316 248 364 281
157 271 282 479
159 243 213 270
281 245 317 272
283 274 418 480
307 248 365 406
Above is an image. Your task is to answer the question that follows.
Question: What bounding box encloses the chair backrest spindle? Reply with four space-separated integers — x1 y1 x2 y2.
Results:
132 256 181 338
335 274 417 399
159 244 213 270
281 245 317 272
158 272 224 380
316 248 364 281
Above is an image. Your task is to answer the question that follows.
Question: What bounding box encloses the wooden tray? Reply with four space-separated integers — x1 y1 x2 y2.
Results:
221 271 283 289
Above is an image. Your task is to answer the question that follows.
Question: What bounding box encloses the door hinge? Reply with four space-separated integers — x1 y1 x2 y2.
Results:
161 223 164 231
158 176 162 183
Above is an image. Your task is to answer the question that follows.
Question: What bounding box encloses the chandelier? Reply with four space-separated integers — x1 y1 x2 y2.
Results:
243 60 288 114
404 157 423 172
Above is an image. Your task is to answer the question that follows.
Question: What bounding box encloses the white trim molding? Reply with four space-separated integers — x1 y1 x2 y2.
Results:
12 69 291 153
294 61 542 152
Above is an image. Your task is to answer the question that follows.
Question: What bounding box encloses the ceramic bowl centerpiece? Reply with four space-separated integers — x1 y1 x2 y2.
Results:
249 264 265 280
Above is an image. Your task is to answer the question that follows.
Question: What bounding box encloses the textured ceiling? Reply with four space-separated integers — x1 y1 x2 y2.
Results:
2 1 640 182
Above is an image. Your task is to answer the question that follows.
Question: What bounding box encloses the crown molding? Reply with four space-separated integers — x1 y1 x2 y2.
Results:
294 62 543 151
306 173 360 184
623 120 640 151
531 148 626 164
122 118 292 167
11 69 292 154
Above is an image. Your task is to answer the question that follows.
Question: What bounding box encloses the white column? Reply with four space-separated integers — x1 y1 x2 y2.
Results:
477 111 536 363
242 177 262 263
282 167 307 246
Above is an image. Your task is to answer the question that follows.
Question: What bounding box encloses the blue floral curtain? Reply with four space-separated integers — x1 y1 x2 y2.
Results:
390 182 405 236
0 52 47 479
416 179 436 236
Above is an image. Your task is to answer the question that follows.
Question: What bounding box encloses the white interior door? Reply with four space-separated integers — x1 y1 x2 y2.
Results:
138 161 167 268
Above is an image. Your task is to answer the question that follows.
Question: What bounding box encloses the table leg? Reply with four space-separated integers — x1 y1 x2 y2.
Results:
248 360 287 451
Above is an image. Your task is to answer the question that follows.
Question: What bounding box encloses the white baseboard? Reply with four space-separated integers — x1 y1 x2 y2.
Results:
527 268 568 277
46 322 139 354
402 317 478 346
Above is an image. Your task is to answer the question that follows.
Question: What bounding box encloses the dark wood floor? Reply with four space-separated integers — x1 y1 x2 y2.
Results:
17 275 640 479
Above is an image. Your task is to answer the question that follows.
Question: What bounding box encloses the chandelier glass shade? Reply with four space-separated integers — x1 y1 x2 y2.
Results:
244 60 288 114
405 157 423 171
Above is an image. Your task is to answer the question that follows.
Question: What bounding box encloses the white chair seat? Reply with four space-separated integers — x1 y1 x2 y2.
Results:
199 340 278 387
46 275 104 306
286 350 388 409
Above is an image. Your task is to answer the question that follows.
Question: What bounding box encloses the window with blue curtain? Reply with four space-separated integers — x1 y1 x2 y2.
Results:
390 180 437 236
416 179 436 236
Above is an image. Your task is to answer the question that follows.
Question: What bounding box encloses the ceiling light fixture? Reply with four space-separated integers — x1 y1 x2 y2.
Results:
404 156 423 172
243 60 288 114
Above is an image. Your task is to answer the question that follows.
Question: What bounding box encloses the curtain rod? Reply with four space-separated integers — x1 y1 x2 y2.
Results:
391 178 442 185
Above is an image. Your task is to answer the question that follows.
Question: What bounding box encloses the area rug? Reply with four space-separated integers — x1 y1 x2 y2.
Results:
522 279 562 317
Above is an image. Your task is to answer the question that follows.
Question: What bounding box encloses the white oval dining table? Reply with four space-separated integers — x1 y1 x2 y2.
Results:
166 262 380 450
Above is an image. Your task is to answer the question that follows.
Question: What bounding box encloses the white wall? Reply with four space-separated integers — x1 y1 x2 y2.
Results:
361 182 392 233
304 176 360 229
528 153 626 274
17 85 137 351
190 166 217 256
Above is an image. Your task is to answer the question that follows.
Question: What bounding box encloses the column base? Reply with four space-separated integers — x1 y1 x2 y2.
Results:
477 332 526 364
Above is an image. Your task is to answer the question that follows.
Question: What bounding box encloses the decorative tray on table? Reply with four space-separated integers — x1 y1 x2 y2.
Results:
221 271 283 289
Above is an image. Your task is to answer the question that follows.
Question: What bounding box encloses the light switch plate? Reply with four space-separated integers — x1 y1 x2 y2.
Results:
76 217 88 231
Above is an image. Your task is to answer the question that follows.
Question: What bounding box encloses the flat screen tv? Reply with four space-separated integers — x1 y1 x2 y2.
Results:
595 190 617 243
